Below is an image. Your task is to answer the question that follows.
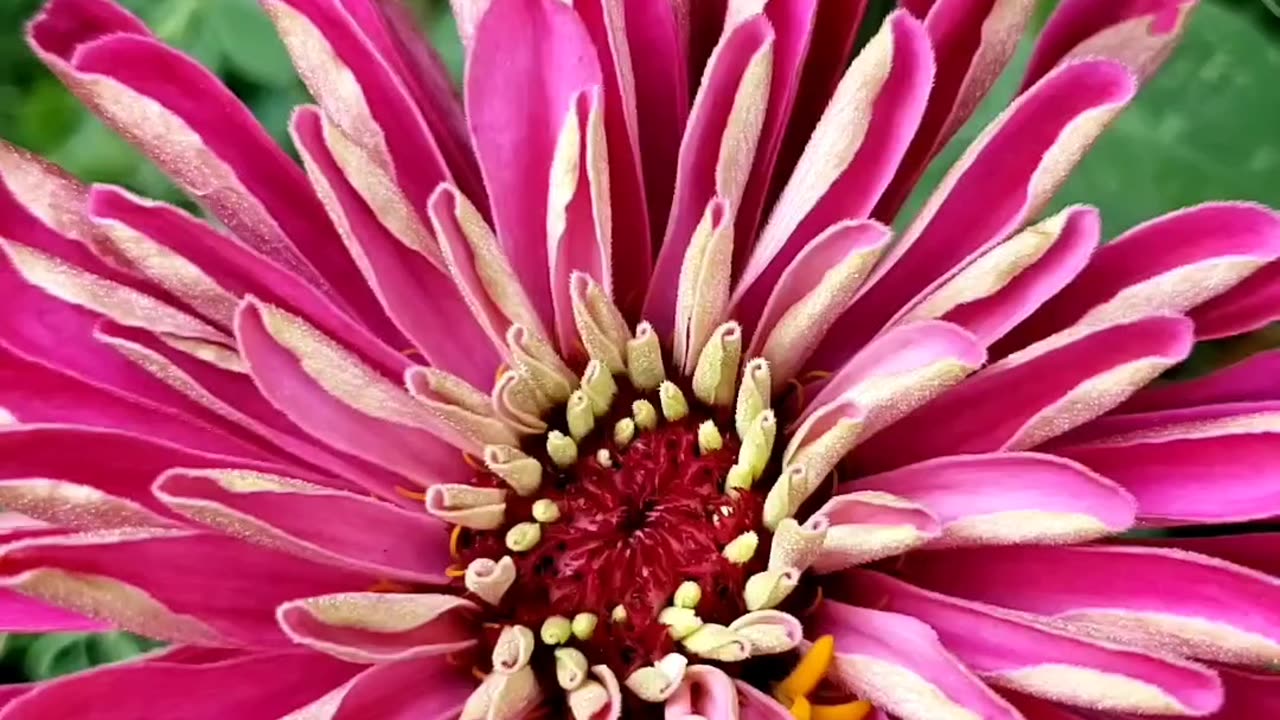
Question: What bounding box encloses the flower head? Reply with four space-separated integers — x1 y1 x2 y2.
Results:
0 0 1278 718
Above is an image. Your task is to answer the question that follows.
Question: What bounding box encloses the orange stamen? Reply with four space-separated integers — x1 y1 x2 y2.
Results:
450 525 464 559
401 347 423 358
394 486 426 501
463 452 482 471
472 666 488 682
445 565 467 578
777 635 874 720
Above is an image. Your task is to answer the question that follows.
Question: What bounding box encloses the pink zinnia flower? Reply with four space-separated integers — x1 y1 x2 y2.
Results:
1 0 1278 716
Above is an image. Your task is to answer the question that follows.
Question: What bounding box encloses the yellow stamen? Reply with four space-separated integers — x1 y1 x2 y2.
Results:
532 498 561 523
547 431 578 468
659 381 689 421
571 612 598 640
697 420 724 454
541 615 572 645
567 390 595 440
613 417 636 447
673 580 702 609
632 399 658 431
505 522 542 552
394 486 426 501
611 604 629 623
722 531 759 565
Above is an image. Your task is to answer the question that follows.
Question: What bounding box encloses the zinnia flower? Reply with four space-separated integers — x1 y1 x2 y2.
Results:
1 0 1278 716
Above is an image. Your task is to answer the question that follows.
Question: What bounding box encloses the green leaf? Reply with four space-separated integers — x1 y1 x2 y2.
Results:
22 634 92 680
901 4 1280 237
207 0 299 88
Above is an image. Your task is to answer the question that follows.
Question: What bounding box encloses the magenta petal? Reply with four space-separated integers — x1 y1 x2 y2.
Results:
1150 534 1280 579
235 300 469 497
1023 0 1194 88
86 185 408 374
734 11 932 327
0 588 106 633
731 0 821 256
1056 406 1280 525
1190 261 1280 340
645 16 775 337
0 529 370 647
0 347 270 460
832 571 1223 716
809 601 1023 720
623 0 689 255
1123 349 1280 412
291 107 499 386
574 0 653 315
94 320 401 492
0 650 359 720
735 681 795 719
1002 203 1280 353
31 7 383 324
269 0 464 225
809 59 1136 368
936 206 1099 345
0 424 267 528
467 0 604 332
291 655 476 719
277 593 477 663
155 469 450 583
1211 668 1280 718
876 0 1034 222
898 544 1280 668
856 315 1194 472
853 453 1136 546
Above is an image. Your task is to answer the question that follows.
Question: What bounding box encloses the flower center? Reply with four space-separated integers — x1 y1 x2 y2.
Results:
457 395 770 676
436 360 824 713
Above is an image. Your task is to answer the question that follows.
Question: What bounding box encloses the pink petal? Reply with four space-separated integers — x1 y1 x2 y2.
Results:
734 681 794 719
291 107 499 387
798 320 986 435
809 491 942 574
276 592 476 663
624 0 690 253
1210 668 1280 718
154 469 451 583
809 601 1024 720
645 16 774 337
855 315 1193 472
1000 203 1280 354
0 650 359 720
547 89 613 353
0 424 262 528
854 453 1136 547
467 0 603 332
86 184 408 373
267 0 467 227
0 347 269 460
897 544 1280 668
574 0 653 315
0 588 106 633
1023 0 1195 88
1122 349 1280 412
95 321 401 492
1191 261 1280 339
730 0 821 256
343 0 485 202
746 220 892 378
1056 406 1280 525
0 528 370 647
832 570 1223 716
769 0 869 203
1148 533 1280 579
667 665 739 718
876 0 1035 222
733 11 932 327
235 299 469 497
287 655 476 719
30 2 384 325
809 59 1136 369
937 206 1098 345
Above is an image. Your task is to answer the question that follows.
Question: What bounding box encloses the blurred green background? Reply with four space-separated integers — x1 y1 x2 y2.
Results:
0 0 1276 684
